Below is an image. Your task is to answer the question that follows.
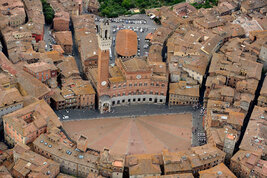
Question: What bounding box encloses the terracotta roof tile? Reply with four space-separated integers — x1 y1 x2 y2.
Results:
116 29 137 57
0 88 23 108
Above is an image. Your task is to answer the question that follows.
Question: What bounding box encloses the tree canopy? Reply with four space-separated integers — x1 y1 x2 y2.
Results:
191 0 218 9
98 0 185 18
41 0 55 24
98 0 219 17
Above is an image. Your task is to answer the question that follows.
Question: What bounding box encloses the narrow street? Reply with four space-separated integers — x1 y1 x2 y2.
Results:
70 21 84 76
43 24 54 51
43 22 85 78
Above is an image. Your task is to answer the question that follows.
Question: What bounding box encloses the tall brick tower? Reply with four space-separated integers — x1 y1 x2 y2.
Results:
97 19 111 94
223 133 236 164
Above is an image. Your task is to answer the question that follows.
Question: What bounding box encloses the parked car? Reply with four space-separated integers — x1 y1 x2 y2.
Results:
144 44 149 49
63 115 69 120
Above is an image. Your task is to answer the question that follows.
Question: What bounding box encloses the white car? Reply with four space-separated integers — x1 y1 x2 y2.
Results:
63 115 69 119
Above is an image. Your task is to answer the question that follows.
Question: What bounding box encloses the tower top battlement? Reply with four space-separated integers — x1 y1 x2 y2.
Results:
97 19 112 51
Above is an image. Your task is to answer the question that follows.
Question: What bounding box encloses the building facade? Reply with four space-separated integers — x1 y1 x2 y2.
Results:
12 143 60 177
0 0 26 27
55 31 73 54
0 88 23 118
33 132 99 177
162 144 226 175
98 148 124 178
53 12 70 31
88 20 168 114
169 82 199 106
3 100 61 146
199 163 236 178
258 76 267 107
230 150 267 178
125 153 162 178
23 62 58 83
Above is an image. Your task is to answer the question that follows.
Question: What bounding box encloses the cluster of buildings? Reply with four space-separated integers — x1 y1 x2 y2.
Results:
146 0 267 170
48 0 83 16
0 71 23 118
0 0 45 63
230 150 266 178
230 75 267 177
86 20 168 113
0 0 267 177
203 34 264 160
1 117 229 178
0 0 26 28
72 14 98 71
145 0 267 177
0 0 97 112
6 143 60 177
51 56 96 110
3 99 62 146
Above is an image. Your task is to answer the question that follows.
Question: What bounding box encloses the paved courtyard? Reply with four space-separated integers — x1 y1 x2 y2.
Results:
63 113 192 155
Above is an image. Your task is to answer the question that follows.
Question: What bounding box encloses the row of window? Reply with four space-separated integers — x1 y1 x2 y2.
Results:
186 72 201 81
191 160 220 174
6 126 23 141
81 97 94 101
36 73 49 81
112 83 165 89
112 91 164 97
9 19 24 26
34 146 98 175
112 97 164 105
170 96 198 101
66 99 76 103
0 103 22 112
169 101 198 105
170 95 199 101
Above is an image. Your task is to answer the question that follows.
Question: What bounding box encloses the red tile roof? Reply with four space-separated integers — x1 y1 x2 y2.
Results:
116 29 137 57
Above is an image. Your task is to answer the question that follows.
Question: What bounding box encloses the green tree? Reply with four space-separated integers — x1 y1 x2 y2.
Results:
41 0 54 24
191 0 218 9
98 0 220 17
122 0 133 9
140 9 146 14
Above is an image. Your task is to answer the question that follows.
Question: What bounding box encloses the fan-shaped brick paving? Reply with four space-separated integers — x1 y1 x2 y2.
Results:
63 113 192 154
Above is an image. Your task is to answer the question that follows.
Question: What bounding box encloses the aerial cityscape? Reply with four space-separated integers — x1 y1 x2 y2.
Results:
0 0 266 177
